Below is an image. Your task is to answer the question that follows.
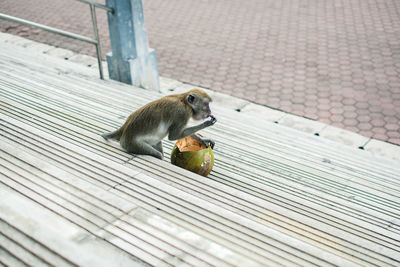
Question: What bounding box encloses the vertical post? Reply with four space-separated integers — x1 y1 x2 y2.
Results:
89 3 104 80
106 0 160 91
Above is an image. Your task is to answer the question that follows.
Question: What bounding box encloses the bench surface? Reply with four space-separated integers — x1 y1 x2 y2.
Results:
0 39 400 266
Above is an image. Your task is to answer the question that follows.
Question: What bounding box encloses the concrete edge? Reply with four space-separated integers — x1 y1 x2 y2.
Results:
1 31 399 162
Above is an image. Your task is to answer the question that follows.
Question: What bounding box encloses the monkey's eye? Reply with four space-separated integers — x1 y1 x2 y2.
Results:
188 94 196 104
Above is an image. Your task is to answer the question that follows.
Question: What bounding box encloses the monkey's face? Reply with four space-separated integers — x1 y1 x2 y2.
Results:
188 93 212 120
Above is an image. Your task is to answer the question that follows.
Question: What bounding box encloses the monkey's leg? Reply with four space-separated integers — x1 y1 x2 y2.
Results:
153 141 164 155
126 140 163 159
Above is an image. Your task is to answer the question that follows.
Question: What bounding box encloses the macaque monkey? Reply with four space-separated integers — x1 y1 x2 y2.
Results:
102 89 217 159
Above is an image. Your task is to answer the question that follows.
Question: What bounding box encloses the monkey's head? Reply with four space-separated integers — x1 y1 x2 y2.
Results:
186 89 213 120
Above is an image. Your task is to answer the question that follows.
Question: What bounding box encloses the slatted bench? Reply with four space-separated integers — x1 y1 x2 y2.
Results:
1 37 399 266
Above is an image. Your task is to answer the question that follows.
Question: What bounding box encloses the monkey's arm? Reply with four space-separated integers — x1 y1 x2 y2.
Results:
168 115 217 141
190 134 215 149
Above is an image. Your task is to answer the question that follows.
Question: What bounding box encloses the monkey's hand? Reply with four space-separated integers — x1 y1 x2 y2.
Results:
172 115 217 140
202 138 215 149
204 115 217 127
190 134 215 149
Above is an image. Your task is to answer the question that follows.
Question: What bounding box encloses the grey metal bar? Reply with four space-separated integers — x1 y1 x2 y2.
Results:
76 0 114 13
0 11 106 79
89 4 104 79
106 0 160 90
0 13 97 45
0 1 114 80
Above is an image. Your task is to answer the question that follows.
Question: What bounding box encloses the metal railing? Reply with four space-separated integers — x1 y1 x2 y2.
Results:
0 0 113 79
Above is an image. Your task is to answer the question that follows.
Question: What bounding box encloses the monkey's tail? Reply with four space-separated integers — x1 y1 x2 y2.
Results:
101 128 122 141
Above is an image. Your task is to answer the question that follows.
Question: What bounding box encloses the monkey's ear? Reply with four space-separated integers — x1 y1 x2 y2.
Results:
187 94 196 104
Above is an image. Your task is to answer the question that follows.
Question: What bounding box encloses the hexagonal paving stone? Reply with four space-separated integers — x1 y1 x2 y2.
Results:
1 0 399 145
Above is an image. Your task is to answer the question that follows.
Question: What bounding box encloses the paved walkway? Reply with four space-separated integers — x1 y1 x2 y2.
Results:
1 0 399 145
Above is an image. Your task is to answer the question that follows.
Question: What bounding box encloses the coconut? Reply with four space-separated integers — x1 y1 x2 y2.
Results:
170 135 214 177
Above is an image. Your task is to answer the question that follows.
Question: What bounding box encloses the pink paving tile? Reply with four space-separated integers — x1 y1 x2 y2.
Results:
1 0 399 145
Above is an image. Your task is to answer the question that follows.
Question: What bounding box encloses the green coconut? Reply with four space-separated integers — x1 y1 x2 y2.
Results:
171 136 214 177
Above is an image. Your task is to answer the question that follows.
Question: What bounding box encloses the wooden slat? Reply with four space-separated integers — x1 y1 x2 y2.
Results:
0 82 396 266
0 183 147 267
1 77 398 234
0 117 304 266
1 47 398 179
0 139 242 266
0 38 400 266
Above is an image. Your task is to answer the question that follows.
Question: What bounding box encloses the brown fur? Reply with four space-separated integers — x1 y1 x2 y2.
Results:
102 89 216 159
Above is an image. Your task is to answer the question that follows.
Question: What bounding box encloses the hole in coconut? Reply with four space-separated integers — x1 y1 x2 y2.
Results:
175 136 207 152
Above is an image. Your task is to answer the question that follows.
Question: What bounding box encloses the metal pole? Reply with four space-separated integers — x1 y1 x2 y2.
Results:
0 13 97 45
76 0 114 13
0 1 114 81
89 4 104 80
106 0 160 90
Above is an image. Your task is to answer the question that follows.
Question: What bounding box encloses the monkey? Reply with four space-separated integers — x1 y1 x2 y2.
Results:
102 89 217 159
